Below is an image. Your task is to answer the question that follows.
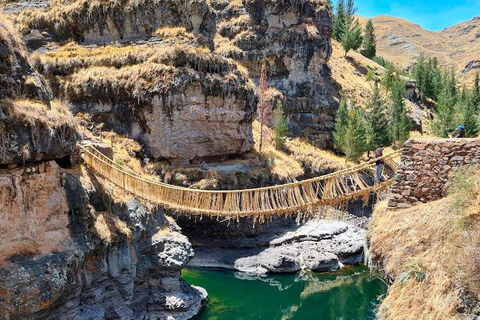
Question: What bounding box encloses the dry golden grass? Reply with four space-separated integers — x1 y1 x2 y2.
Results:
11 0 200 38
253 120 304 180
214 34 244 59
93 212 132 243
370 167 480 319
252 120 347 180
31 41 254 103
0 12 26 57
0 99 76 128
329 40 387 108
152 27 193 41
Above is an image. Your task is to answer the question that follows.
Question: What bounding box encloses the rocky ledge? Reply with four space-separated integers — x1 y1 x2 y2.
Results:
0 167 207 319
185 219 366 274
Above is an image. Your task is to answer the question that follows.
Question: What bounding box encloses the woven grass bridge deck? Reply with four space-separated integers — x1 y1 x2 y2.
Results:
80 144 401 221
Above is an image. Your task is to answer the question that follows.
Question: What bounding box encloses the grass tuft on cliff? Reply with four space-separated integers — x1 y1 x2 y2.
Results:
31 41 254 107
1 99 76 129
370 166 480 319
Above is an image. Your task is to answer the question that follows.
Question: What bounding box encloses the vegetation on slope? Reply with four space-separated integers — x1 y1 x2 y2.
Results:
31 41 254 108
10 0 215 41
370 166 480 319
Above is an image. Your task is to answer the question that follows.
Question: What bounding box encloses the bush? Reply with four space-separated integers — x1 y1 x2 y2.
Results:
273 105 289 150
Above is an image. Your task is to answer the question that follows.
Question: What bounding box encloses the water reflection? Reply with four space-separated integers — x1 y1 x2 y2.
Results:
183 266 386 320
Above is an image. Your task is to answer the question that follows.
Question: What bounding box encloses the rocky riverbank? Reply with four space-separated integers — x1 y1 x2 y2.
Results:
178 215 367 274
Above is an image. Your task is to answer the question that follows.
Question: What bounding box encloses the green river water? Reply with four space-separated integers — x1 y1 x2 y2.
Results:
182 266 387 320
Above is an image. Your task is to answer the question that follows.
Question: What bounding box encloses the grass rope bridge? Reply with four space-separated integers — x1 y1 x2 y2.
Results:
80 144 402 221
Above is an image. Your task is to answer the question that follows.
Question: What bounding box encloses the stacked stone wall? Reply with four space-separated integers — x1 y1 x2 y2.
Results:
389 138 480 208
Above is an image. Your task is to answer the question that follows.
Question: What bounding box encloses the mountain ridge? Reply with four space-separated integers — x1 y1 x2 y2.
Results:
357 14 480 84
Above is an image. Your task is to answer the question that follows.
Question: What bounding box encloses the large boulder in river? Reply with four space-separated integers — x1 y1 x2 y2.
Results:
185 218 366 274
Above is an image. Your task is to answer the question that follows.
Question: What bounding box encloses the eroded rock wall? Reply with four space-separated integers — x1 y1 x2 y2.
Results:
0 170 205 319
212 0 335 147
389 138 480 208
0 161 70 261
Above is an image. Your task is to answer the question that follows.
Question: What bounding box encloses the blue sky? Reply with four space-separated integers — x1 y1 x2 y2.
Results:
334 0 480 31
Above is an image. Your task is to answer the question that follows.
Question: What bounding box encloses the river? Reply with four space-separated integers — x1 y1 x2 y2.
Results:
182 265 387 320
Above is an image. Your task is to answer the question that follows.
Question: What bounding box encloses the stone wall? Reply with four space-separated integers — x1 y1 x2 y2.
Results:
389 138 480 209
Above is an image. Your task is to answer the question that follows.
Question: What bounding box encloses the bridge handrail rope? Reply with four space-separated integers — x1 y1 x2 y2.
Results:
80 144 401 220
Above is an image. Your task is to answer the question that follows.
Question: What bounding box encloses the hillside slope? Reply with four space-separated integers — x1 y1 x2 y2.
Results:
358 15 480 84
370 166 480 319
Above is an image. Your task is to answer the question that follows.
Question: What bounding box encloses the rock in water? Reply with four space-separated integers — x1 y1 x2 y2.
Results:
187 220 366 274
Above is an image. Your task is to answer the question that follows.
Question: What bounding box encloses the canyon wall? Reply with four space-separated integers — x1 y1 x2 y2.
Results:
389 138 480 208
4 0 335 159
212 0 335 147
0 14 205 319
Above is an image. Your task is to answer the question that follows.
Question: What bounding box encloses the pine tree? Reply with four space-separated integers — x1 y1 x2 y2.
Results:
366 83 391 150
333 96 349 151
432 88 455 137
332 0 346 41
273 104 289 150
341 0 362 56
326 0 333 11
341 20 363 57
463 97 479 137
389 78 411 145
473 73 480 112
361 19 376 59
343 107 367 162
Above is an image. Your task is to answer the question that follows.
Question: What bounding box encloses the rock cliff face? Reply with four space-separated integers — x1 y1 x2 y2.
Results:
0 13 79 165
0 170 206 319
4 0 335 157
4 0 257 161
0 15 205 319
212 0 335 147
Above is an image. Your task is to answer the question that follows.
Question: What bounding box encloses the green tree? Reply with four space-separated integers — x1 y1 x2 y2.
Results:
463 97 479 137
333 96 349 150
333 97 367 162
389 78 411 145
332 0 346 41
381 63 396 93
361 19 376 59
341 0 363 56
343 107 368 162
326 0 333 11
432 89 455 137
273 106 289 150
473 73 480 111
366 83 391 150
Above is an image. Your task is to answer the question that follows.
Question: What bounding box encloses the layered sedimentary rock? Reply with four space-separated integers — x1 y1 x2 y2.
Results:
4 0 257 160
212 0 335 147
